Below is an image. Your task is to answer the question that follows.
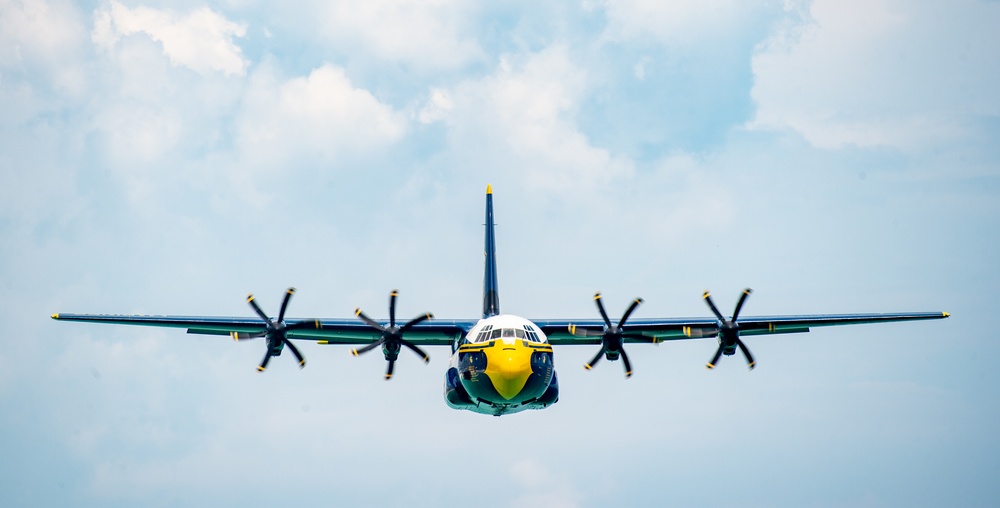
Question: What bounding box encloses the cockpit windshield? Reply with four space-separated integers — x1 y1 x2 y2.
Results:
471 323 543 343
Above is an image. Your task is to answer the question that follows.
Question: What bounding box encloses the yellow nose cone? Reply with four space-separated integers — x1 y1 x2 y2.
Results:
484 344 533 400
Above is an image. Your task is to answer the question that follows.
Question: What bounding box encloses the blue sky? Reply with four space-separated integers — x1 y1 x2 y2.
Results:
2 0 998 506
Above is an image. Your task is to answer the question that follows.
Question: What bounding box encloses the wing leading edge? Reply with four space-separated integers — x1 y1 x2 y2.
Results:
539 311 950 345
50 313 473 346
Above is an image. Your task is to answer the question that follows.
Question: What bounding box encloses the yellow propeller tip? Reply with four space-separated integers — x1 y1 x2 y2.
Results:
943 312 950 318
51 313 59 319
702 291 711 298
256 366 266 372
354 308 362 316
486 184 492 194
706 363 715 370
384 374 393 380
351 349 359 356
584 364 593 370
626 371 633 378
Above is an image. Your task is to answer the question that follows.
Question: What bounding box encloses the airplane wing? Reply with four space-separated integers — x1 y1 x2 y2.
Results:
536 312 950 344
50 313 473 346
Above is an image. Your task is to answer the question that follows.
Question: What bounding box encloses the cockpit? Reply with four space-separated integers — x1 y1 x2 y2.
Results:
471 324 543 343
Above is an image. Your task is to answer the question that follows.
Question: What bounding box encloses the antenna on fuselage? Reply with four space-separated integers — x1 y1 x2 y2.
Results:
483 184 500 318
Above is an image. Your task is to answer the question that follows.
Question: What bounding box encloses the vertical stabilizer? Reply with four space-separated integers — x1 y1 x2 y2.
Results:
483 185 500 318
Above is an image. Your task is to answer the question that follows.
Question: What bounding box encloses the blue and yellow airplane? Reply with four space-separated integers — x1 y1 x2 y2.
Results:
52 185 949 416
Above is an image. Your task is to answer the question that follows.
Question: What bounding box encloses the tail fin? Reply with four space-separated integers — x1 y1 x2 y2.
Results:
483 184 500 318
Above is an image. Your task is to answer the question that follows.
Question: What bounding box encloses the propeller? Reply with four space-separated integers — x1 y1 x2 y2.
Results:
703 288 756 370
569 292 657 378
234 287 318 372
351 290 433 380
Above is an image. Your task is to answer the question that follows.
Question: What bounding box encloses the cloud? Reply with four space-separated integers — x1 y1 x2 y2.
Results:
601 0 756 46
749 0 1000 151
321 0 484 70
419 46 633 196
234 62 408 170
92 0 248 76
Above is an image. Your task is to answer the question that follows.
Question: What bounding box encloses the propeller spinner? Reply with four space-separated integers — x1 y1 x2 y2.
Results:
569 292 657 378
234 287 317 372
703 288 756 370
352 290 433 380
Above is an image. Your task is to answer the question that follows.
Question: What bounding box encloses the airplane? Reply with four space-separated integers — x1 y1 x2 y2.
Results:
52 185 949 416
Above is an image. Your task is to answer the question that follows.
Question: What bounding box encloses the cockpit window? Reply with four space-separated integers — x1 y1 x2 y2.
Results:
475 325 493 342
523 325 540 342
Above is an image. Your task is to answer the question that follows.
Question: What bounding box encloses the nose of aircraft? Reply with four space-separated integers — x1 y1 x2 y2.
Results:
485 344 533 400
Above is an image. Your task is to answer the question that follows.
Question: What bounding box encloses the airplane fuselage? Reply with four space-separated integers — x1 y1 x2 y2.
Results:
445 314 559 416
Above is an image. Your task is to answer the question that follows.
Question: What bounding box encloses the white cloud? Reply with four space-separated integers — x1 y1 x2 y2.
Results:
322 0 483 70
0 0 89 95
420 47 633 196
235 62 408 169
92 0 248 76
749 0 1000 150
601 0 752 46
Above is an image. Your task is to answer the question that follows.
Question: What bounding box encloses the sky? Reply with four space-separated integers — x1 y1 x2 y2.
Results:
1 0 998 506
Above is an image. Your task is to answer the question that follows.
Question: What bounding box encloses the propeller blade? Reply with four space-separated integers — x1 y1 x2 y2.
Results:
584 346 606 370
568 325 605 337
284 320 321 331
399 339 430 364
231 331 266 341
594 292 612 328
284 339 306 368
399 313 433 333
355 308 385 332
277 287 296 323
388 290 398 328
706 342 725 370
618 297 644 327
247 294 271 323
352 338 385 356
620 348 633 378
703 291 727 323
731 288 752 322
735 337 756 370
385 358 396 380
257 352 271 372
